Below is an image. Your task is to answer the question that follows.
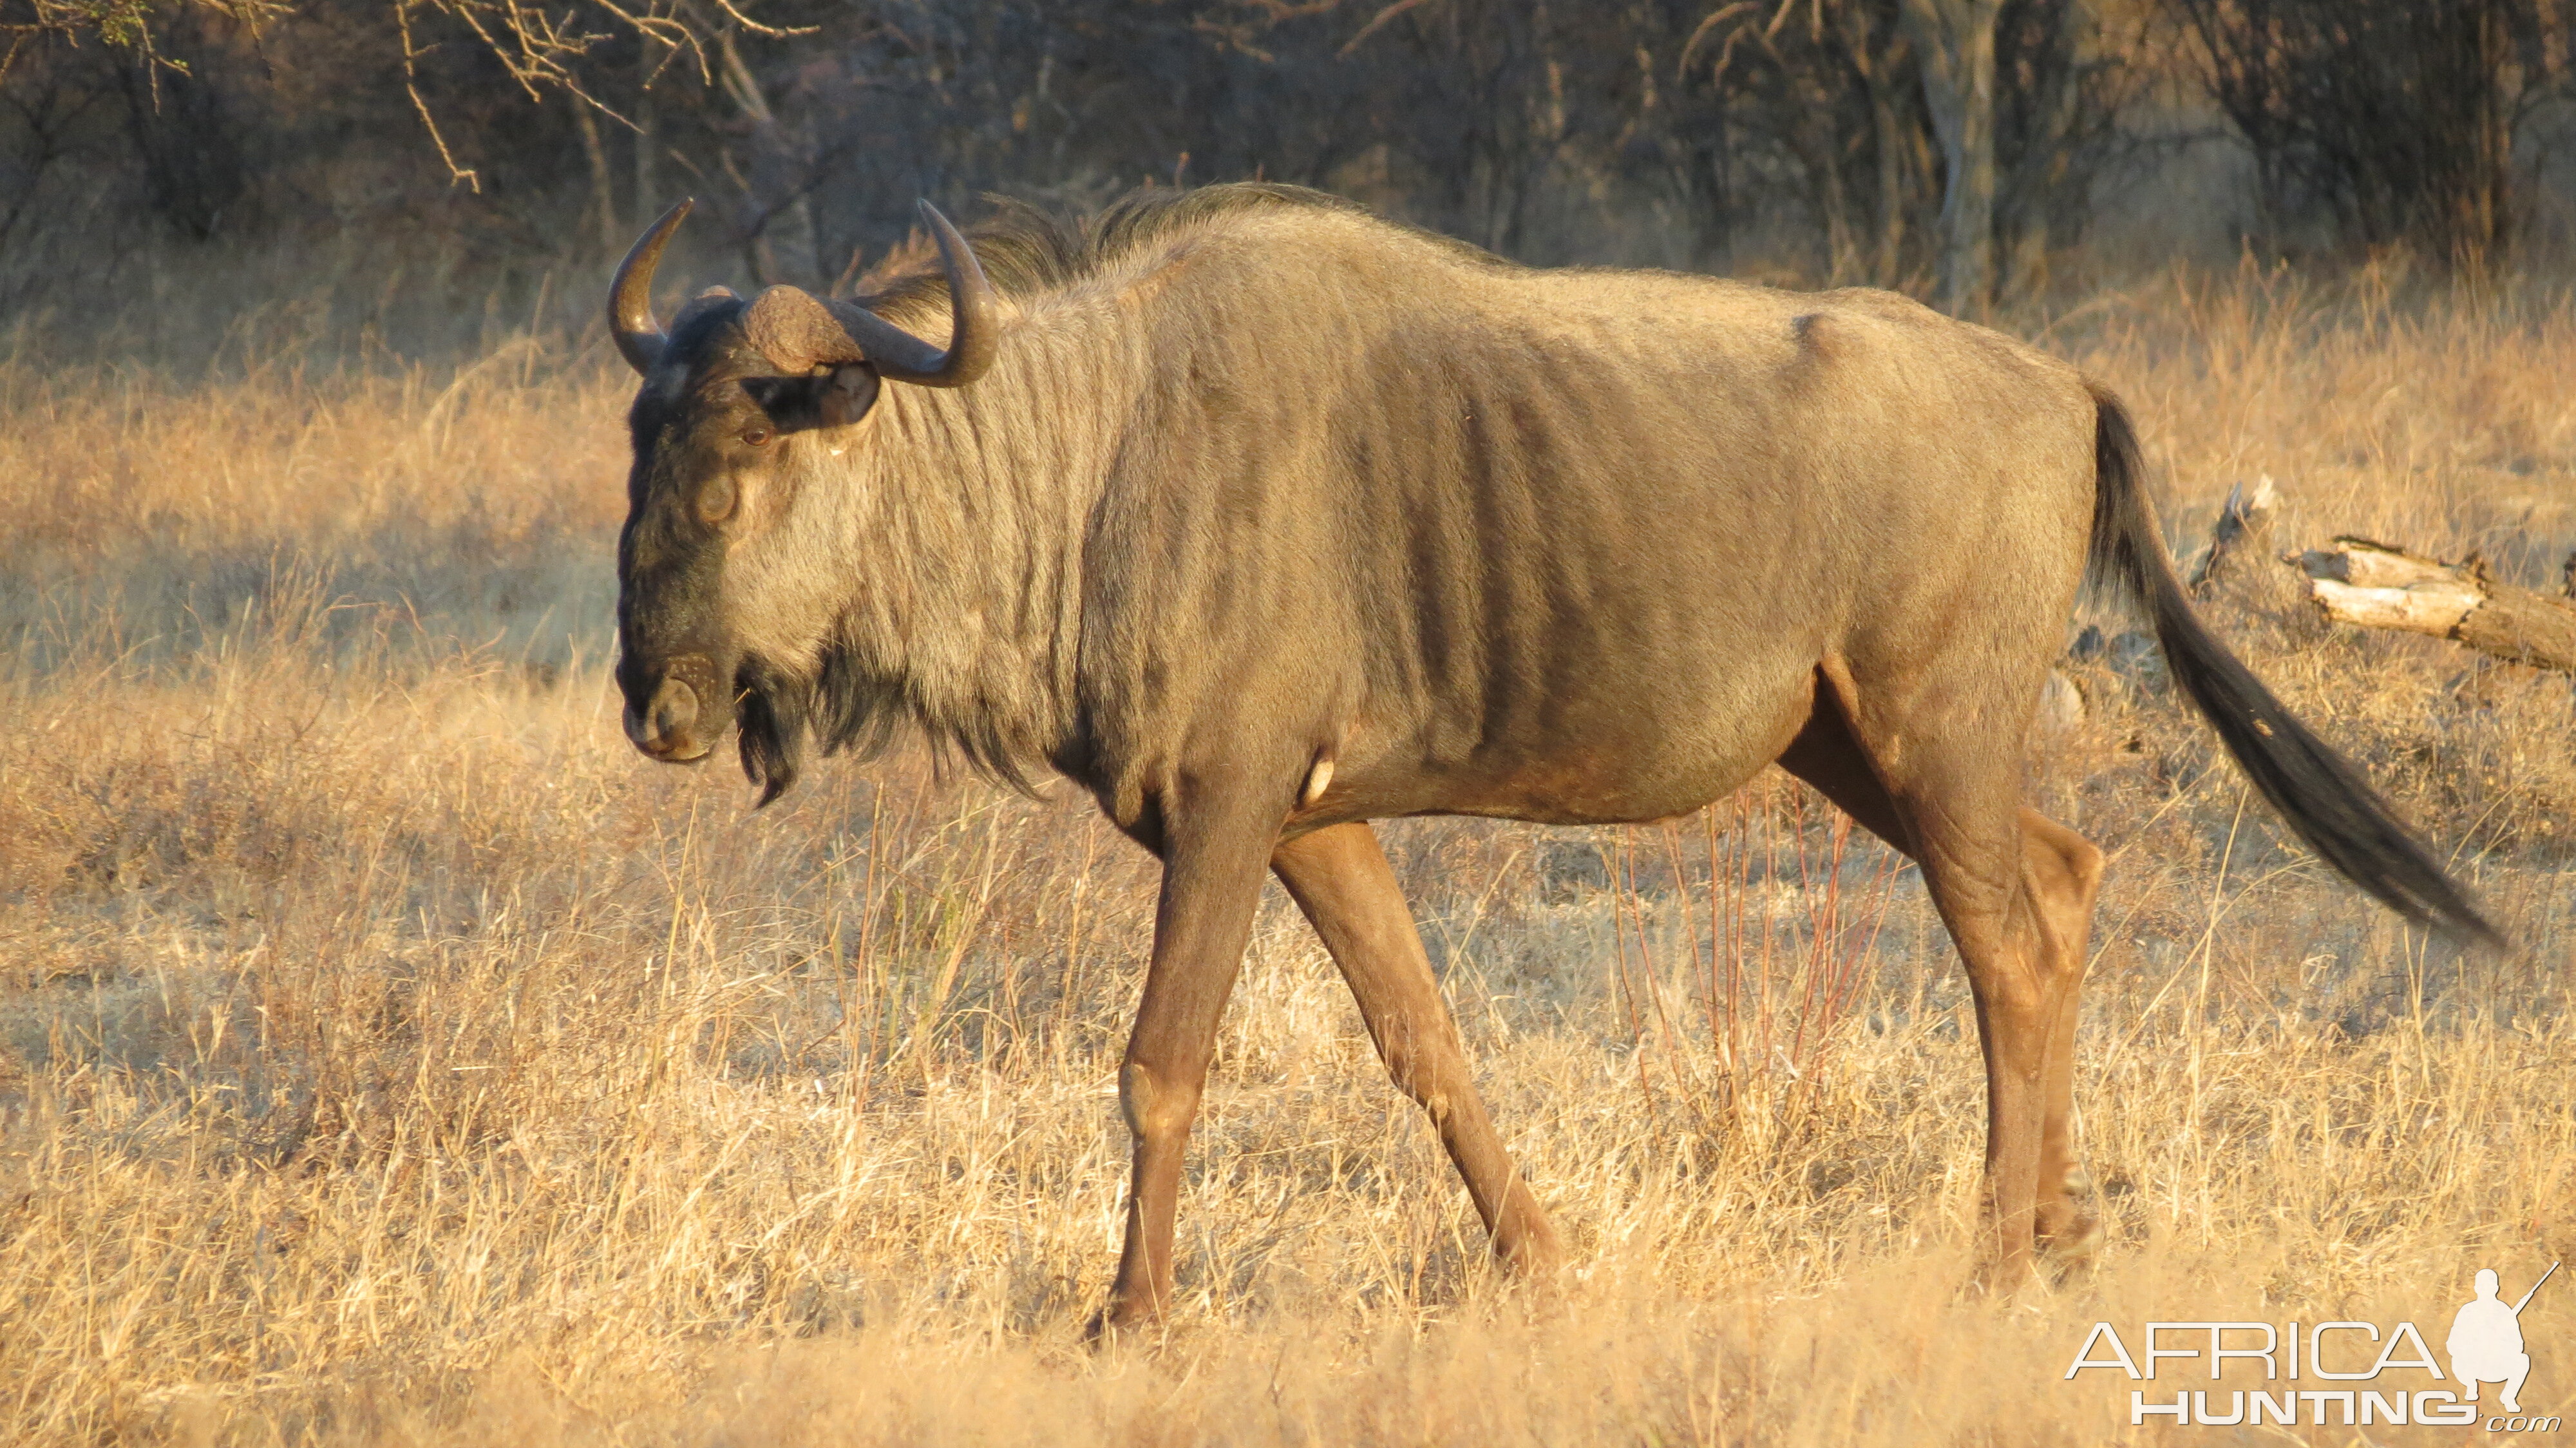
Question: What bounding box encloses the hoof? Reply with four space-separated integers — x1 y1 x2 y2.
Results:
1083 1297 1161 1347
1499 1233 1569 1283
1081 1310 1127 1349
2037 1213 2107 1268
1966 1253 2045 1300
2036 1165 2106 1270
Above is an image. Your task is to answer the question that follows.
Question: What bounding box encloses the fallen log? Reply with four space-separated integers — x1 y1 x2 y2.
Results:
2292 538 2576 673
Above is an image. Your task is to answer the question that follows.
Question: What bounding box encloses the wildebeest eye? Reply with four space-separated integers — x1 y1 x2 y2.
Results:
741 425 773 446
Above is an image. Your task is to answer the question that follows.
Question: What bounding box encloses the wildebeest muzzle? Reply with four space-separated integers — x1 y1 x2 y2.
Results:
619 651 730 763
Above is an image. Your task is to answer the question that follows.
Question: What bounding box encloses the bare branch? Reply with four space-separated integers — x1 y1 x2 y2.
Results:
1678 3 1756 75
1341 0 1436 57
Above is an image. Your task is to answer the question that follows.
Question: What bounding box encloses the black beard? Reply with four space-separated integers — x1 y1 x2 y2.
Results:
733 645 912 806
733 658 811 807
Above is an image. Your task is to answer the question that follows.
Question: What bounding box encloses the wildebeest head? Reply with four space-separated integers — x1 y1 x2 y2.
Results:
606 198 998 800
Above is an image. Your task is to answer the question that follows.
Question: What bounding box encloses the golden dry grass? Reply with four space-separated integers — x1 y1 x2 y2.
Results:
2 263 2572 1445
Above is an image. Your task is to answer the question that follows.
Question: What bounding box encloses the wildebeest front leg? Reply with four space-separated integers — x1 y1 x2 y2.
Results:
1094 776 1282 1336
1271 823 1566 1277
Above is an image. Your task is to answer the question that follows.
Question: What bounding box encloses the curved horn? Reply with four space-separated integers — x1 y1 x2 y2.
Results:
610 198 694 376
862 200 998 387
739 202 999 386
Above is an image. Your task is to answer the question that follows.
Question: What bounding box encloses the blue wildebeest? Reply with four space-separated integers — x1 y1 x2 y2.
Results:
603 185 2494 1330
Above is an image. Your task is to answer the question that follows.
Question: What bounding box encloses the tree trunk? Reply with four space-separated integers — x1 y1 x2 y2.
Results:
575 102 618 249
632 85 657 225
1833 6 1914 285
1900 0 2000 314
1866 58 1909 283
2295 540 2576 673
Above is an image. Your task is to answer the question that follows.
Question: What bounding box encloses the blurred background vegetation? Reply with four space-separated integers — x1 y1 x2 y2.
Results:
4 0 2574 362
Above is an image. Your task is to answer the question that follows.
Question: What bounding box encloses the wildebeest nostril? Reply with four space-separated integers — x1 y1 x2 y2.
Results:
624 676 705 759
649 676 699 739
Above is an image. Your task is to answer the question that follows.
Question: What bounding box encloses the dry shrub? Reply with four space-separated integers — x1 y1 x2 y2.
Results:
1 276 2571 1445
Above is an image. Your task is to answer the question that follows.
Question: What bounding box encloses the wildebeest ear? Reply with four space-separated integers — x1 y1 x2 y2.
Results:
819 364 881 428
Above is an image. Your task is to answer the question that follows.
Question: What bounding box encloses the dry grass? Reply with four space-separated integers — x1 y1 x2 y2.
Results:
2 263 2571 1445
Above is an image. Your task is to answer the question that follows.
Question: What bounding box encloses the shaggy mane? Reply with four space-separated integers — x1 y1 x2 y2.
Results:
850 182 1504 314
726 184 1507 805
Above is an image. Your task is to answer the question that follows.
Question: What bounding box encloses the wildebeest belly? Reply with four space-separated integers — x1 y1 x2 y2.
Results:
1325 640 1824 828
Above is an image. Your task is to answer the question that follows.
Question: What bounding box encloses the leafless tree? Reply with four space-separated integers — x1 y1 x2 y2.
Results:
2170 0 2569 264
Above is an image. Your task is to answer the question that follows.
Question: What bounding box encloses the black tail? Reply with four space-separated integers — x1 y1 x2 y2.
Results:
2084 382 2501 948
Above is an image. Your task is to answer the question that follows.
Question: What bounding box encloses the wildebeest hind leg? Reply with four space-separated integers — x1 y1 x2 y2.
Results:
2019 808 2105 1268
1272 823 1566 1279
1094 774 1283 1337
1777 672 2079 1288
1913 789 2069 1289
